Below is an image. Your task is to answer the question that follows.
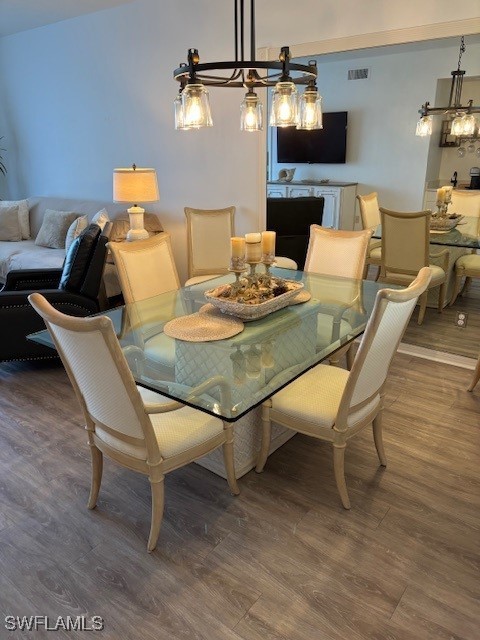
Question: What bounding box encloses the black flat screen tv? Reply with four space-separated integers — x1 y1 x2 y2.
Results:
276 111 348 164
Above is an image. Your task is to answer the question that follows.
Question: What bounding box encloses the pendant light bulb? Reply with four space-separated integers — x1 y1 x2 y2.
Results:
181 83 213 129
240 90 263 131
297 83 323 130
270 81 298 127
415 115 433 137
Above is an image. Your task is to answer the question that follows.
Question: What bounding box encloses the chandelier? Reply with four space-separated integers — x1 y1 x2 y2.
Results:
173 0 322 132
416 36 480 138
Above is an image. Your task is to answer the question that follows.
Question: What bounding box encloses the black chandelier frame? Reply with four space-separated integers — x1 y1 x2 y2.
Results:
173 0 317 90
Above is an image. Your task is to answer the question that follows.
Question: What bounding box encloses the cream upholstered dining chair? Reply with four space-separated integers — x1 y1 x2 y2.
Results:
184 206 236 286
378 208 449 325
256 267 432 509
304 225 372 369
448 191 480 306
108 233 181 378
28 292 239 552
184 205 297 287
357 192 382 279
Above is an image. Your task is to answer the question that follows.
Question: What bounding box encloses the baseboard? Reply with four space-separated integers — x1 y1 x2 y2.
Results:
397 342 477 370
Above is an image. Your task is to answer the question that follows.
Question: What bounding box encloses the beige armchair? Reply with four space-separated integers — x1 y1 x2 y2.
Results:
449 191 480 306
256 267 432 509
108 233 181 378
378 208 449 324
304 225 372 368
28 292 239 552
357 192 382 279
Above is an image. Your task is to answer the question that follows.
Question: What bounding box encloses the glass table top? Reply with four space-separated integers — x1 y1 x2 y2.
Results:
373 215 480 248
30 269 389 421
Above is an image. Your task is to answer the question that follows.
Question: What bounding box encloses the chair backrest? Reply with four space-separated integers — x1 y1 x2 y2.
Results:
58 222 110 301
379 208 430 277
304 225 371 279
184 206 235 278
337 267 432 427
28 292 160 460
450 190 480 218
357 192 380 230
108 232 180 304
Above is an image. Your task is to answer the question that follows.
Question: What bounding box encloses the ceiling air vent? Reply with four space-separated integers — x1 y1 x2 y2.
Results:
348 68 369 80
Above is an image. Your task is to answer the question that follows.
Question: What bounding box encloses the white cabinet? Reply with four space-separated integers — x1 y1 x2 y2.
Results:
267 182 357 230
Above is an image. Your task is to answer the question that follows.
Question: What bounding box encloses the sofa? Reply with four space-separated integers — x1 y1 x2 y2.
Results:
0 196 163 299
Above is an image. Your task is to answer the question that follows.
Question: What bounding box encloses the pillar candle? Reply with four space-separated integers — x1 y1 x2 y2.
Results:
245 232 262 262
231 237 245 259
436 187 445 203
261 231 276 257
442 186 453 204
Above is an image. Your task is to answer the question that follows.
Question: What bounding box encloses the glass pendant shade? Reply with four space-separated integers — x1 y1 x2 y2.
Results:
181 83 213 129
415 115 433 137
451 114 465 136
240 91 263 131
174 93 185 130
297 86 323 130
269 81 298 127
461 114 477 137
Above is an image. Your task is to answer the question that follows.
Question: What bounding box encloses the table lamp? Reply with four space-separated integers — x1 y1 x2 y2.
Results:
113 164 159 241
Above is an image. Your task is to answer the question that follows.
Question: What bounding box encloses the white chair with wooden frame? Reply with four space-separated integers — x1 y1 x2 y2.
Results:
304 225 372 369
378 208 449 325
184 205 298 287
448 191 480 306
256 267 432 509
357 192 382 279
108 233 181 378
28 292 239 552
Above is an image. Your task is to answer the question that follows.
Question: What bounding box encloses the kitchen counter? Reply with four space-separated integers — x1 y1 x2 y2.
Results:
268 180 358 187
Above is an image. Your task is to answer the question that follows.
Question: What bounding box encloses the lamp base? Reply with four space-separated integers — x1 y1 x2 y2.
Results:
126 205 149 242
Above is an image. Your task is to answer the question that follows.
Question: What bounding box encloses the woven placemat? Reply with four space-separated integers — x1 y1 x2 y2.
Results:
289 290 312 305
164 311 244 342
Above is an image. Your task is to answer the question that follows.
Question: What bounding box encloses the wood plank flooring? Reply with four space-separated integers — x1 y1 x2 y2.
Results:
0 355 479 640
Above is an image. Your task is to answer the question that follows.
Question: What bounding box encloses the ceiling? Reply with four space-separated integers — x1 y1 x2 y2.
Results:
0 0 133 37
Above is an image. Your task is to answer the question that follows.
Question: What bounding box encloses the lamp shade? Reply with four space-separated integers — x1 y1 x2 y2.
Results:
113 167 159 203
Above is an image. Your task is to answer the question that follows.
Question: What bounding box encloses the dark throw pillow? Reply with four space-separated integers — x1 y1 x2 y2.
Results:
59 223 101 292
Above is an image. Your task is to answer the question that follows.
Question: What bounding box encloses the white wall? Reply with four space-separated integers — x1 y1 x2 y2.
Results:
0 0 478 280
0 0 263 283
269 40 480 211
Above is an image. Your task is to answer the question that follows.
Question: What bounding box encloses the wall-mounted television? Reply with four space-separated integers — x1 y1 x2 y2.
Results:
276 111 348 164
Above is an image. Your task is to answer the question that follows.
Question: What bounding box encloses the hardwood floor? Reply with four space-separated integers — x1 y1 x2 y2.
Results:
0 355 479 639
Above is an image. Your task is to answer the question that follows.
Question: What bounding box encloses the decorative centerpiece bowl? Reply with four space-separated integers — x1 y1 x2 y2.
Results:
429 213 464 231
205 278 304 321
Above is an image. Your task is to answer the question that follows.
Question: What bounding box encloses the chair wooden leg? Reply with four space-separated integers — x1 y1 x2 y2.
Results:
346 344 355 370
87 444 103 509
449 273 463 306
468 357 480 392
333 444 350 509
372 413 387 466
417 291 428 325
147 476 165 553
437 282 447 313
222 424 240 495
463 276 472 295
255 402 272 473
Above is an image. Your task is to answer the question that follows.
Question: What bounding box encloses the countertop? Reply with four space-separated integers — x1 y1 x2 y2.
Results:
267 180 358 187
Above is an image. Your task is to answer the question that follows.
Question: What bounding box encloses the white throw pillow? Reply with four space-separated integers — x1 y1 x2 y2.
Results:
0 199 30 239
65 215 89 252
0 204 22 241
92 208 110 231
35 209 79 249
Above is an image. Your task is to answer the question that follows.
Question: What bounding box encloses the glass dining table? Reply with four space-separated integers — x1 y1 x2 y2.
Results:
29 268 390 477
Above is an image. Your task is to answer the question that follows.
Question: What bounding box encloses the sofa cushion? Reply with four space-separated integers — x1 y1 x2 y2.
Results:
35 209 79 249
92 208 110 231
0 199 30 239
110 213 163 241
0 205 22 241
59 224 101 292
0 240 65 282
65 215 89 252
